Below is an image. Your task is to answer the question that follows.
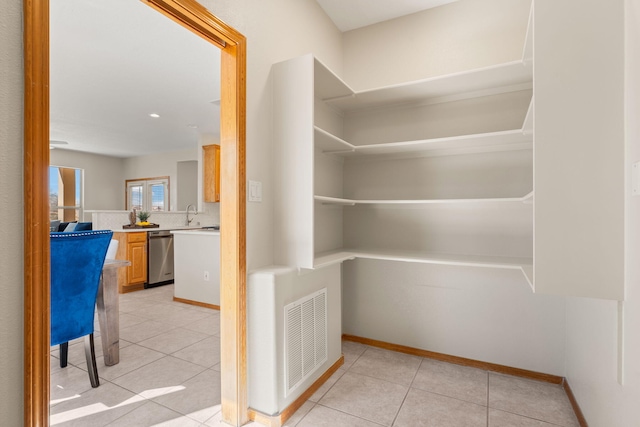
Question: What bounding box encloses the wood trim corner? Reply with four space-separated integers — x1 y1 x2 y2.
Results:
343 334 564 385
563 379 589 427
249 356 345 427
343 335 589 424
173 296 220 310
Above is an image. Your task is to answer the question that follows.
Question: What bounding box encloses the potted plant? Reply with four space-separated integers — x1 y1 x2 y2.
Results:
137 211 151 225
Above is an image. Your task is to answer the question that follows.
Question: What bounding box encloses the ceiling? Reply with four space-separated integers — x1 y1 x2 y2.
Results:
51 0 457 158
315 0 459 32
50 0 220 158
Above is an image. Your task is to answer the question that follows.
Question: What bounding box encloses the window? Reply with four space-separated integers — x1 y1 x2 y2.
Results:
49 166 82 221
126 177 170 212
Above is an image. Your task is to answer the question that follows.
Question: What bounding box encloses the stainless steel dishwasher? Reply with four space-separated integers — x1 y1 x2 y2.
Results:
146 230 174 288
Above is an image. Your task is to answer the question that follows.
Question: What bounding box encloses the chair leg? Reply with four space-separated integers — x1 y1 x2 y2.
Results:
59 342 68 368
84 334 100 388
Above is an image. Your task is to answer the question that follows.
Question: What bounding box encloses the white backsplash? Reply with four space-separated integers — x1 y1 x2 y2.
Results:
88 210 220 231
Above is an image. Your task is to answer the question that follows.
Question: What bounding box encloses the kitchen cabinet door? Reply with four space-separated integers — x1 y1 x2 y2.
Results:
126 233 147 286
203 144 220 203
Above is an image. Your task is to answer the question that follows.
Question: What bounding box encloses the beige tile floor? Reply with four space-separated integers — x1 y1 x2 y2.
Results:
50 285 579 427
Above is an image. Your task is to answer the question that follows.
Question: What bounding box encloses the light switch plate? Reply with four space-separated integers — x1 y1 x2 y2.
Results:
634 162 640 196
249 180 262 202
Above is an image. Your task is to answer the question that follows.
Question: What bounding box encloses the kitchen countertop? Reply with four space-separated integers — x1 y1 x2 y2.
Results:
113 226 217 233
171 229 220 236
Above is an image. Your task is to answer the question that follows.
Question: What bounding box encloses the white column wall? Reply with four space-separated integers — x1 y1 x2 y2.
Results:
201 0 343 270
563 0 640 424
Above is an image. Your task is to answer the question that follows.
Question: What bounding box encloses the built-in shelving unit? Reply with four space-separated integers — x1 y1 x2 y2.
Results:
325 60 532 111
314 249 533 288
275 51 534 289
315 192 534 206
318 128 532 157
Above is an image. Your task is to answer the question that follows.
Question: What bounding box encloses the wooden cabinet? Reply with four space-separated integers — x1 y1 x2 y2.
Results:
114 231 147 293
203 144 220 203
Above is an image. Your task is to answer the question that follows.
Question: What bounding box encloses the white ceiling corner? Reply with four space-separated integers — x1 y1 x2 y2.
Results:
315 0 460 32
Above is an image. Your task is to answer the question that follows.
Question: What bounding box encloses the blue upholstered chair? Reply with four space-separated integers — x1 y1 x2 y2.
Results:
50 230 113 388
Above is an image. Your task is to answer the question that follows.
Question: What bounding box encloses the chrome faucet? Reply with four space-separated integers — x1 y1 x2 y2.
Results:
186 204 198 225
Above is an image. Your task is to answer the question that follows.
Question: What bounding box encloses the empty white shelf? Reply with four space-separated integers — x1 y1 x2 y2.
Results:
313 250 356 269
322 129 532 157
314 192 534 206
314 57 354 100
326 60 532 112
314 126 354 152
314 248 533 289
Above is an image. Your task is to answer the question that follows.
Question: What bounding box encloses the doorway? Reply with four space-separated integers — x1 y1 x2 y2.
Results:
23 1 247 425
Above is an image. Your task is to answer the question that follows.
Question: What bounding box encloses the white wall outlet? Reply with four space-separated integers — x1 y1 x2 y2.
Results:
249 180 262 202
203 271 210 281
634 162 640 196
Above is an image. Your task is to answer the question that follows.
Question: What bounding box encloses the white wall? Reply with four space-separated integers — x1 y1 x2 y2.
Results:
177 160 198 209
50 147 203 214
339 0 566 375
563 0 640 425
0 0 24 423
344 261 565 375
50 149 125 211
342 0 531 90
123 147 197 212
201 0 343 270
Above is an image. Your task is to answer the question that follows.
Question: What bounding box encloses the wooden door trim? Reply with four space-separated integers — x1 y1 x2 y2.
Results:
23 0 50 424
23 1 247 425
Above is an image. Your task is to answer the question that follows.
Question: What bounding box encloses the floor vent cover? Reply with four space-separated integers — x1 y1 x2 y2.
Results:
284 288 328 396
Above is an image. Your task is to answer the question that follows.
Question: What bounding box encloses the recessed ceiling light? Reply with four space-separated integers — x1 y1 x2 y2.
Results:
149 113 160 118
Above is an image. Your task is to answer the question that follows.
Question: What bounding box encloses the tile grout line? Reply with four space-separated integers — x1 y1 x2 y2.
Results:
486 371 490 426
489 408 571 427
389 357 424 426
286 401 316 427
314 403 388 427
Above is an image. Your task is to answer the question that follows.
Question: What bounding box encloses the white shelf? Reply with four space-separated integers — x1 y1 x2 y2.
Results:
320 129 532 157
522 98 534 136
313 249 533 289
314 126 355 152
313 250 357 269
315 192 534 206
522 3 534 65
326 60 532 112
314 57 354 100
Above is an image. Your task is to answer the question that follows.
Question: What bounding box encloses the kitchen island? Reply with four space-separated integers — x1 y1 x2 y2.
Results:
171 229 220 308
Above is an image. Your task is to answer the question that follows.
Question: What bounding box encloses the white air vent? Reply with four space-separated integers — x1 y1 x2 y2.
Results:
284 288 328 396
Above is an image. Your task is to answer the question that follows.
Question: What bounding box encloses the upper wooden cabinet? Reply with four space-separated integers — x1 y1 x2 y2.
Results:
203 144 221 203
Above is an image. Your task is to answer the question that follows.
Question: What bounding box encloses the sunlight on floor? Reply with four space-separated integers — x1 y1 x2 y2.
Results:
50 386 184 425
